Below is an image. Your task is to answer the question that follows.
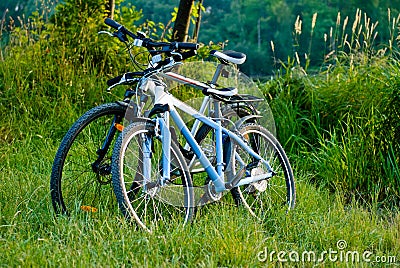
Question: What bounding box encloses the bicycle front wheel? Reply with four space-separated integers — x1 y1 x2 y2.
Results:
112 121 194 232
232 124 296 220
50 102 126 216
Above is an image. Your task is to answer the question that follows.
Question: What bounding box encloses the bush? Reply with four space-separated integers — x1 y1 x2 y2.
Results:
0 0 145 142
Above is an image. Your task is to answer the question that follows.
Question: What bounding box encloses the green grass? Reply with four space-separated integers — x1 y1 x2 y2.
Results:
0 121 399 266
0 140 399 266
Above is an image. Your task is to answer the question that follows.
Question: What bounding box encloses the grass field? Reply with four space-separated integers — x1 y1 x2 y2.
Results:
0 134 399 266
0 68 398 266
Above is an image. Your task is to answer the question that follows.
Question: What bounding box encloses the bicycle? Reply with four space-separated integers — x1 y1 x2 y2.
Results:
111 47 296 232
50 18 271 216
50 18 199 216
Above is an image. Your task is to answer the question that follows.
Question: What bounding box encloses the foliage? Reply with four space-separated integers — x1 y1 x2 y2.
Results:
3 0 400 75
0 0 147 146
0 167 399 266
199 0 400 75
48 0 143 74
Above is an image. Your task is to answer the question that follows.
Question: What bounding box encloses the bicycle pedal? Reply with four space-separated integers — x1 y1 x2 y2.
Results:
225 166 246 189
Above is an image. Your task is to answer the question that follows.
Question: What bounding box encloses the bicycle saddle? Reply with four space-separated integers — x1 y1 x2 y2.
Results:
211 50 246 65
204 86 238 97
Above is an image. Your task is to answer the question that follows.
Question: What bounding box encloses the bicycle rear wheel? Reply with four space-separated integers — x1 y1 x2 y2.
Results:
50 102 126 216
231 124 295 220
112 121 194 232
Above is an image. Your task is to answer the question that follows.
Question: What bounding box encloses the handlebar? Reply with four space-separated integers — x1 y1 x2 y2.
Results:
174 42 199 50
107 49 197 87
104 18 199 52
104 18 200 91
107 71 143 87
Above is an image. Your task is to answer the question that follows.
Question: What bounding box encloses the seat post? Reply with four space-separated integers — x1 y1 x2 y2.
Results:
210 63 225 86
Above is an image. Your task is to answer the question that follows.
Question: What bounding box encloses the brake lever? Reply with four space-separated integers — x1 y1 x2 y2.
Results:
170 51 183 61
99 30 127 42
136 31 147 38
98 31 114 37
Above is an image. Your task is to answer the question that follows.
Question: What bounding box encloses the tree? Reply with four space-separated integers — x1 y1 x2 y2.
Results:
172 0 194 41
106 0 115 19
192 0 203 42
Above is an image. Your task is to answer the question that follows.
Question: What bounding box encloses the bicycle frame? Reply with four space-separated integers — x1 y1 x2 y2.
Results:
143 82 275 194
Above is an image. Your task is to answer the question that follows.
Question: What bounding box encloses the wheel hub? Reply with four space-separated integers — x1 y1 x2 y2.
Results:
93 160 112 184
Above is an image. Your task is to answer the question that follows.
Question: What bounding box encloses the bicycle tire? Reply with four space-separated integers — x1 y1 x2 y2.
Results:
50 102 126 215
231 123 295 219
112 121 194 232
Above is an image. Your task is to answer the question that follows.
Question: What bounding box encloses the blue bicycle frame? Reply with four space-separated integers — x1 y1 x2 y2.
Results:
146 84 275 194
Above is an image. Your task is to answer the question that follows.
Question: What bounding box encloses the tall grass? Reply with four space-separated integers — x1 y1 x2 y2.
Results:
0 2 399 266
261 8 400 206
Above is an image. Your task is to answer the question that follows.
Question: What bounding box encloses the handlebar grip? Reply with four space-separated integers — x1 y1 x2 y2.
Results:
178 50 197 61
107 75 123 86
175 42 199 50
107 72 143 87
105 18 122 30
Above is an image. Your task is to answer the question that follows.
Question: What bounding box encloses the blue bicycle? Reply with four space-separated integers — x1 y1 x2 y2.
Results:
111 46 296 232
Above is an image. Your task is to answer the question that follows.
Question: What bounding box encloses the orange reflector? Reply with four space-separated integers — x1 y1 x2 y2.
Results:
115 123 124 132
80 205 98 213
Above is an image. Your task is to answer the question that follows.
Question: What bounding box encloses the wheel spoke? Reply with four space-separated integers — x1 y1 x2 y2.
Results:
112 122 194 231
233 124 296 220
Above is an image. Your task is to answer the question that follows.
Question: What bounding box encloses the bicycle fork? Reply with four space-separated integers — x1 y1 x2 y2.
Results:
91 114 123 179
139 113 172 192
